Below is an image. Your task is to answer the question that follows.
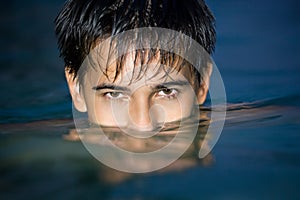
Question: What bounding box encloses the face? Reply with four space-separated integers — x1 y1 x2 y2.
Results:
66 50 209 131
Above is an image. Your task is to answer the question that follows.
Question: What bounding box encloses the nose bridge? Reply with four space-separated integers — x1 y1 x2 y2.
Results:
129 89 153 129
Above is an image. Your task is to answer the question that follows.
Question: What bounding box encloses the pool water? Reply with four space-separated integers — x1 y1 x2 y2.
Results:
1 0 300 199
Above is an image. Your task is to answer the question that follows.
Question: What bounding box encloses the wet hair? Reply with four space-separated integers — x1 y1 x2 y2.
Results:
55 0 216 86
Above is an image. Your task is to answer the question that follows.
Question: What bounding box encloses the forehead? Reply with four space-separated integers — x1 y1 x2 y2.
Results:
103 62 193 87
81 42 194 86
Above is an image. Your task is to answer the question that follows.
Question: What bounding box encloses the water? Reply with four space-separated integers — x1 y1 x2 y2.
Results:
1 0 300 199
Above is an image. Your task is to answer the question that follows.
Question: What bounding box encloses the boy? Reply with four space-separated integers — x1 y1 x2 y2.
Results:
55 0 216 132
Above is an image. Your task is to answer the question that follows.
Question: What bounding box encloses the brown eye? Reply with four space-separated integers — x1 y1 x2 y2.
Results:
156 88 179 99
110 92 122 98
104 92 126 100
162 88 172 95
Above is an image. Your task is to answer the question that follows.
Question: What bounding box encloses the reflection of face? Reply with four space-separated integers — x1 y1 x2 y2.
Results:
66 51 208 131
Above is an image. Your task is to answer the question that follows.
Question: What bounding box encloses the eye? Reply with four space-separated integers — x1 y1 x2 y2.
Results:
104 92 127 100
156 88 179 99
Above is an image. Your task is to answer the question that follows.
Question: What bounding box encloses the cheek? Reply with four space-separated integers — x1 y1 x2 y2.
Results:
93 103 116 126
155 96 196 122
157 101 182 122
85 96 120 126
179 91 197 115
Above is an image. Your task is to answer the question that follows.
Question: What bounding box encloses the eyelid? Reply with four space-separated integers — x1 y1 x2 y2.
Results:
99 89 127 93
153 86 181 93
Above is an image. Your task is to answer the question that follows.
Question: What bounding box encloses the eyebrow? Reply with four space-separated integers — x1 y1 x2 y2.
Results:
92 80 189 91
92 84 131 92
154 80 189 89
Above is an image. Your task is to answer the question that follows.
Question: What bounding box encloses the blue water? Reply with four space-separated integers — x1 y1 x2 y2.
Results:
1 0 300 199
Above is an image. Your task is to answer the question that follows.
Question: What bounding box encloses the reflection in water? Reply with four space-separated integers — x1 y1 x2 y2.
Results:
63 112 214 183
65 109 214 174
76 117 209 153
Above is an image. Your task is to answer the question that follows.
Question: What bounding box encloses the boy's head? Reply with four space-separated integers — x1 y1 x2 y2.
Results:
55 0 216 131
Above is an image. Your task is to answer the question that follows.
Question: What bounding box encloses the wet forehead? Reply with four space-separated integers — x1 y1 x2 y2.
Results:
78 34 196 88
83 46 193 87
101 64 189 87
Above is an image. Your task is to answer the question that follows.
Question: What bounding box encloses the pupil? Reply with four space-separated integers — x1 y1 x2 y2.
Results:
163 89 172 95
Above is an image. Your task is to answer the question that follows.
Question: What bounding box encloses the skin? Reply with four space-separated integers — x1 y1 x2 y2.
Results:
66 47 209 131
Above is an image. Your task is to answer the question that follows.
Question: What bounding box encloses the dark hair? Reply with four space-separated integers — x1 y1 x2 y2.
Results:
55 0 216 83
